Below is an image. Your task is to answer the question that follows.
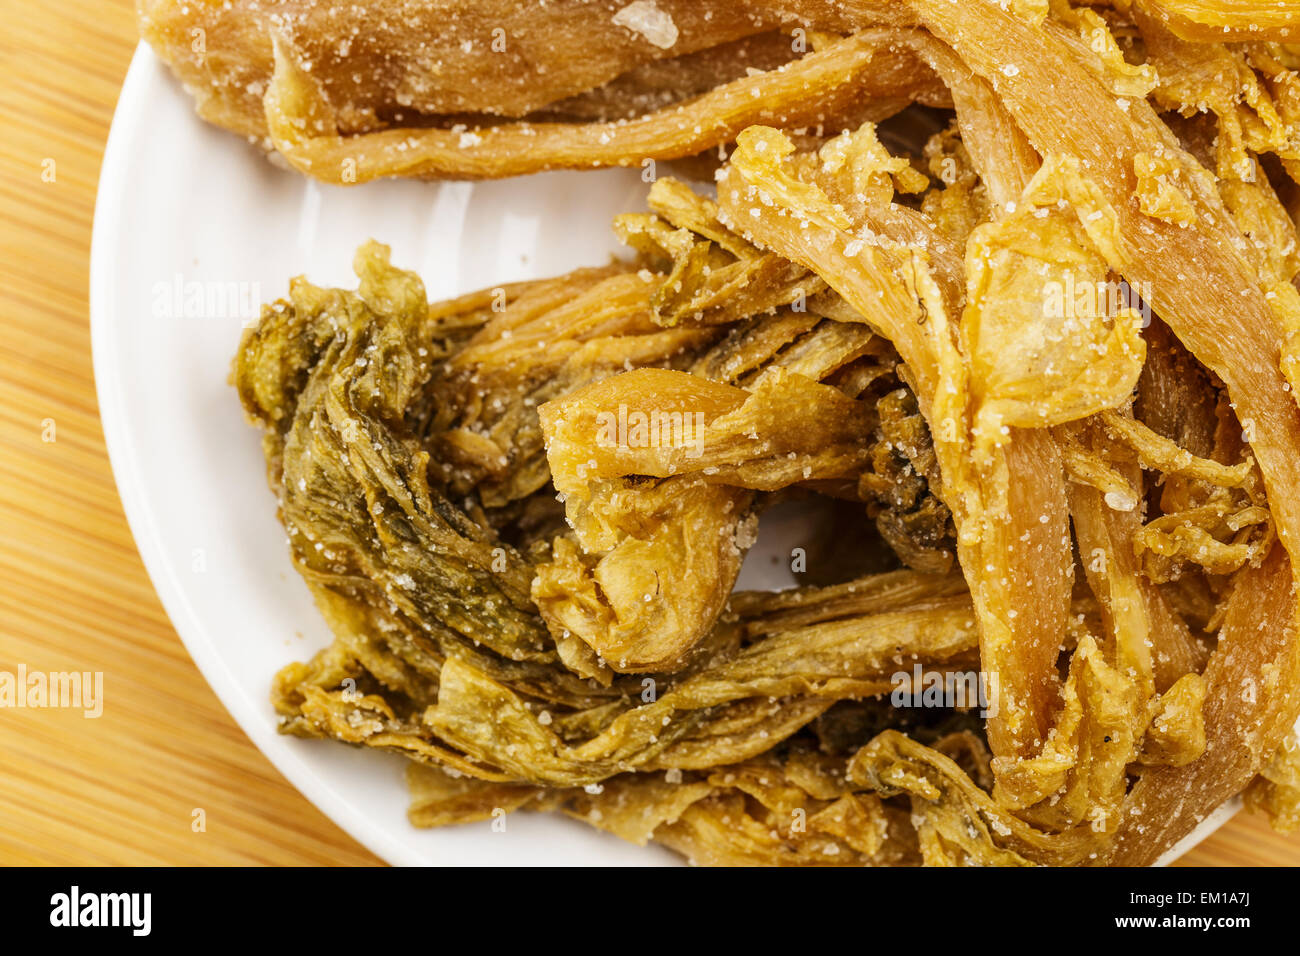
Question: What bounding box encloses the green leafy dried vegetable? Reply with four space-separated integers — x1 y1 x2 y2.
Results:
234 224 975 863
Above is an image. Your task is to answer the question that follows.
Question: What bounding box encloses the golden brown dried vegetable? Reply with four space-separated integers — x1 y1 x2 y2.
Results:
225 0 1300 866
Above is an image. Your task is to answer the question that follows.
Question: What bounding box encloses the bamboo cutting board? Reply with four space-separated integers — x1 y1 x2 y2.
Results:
0 0 1297 867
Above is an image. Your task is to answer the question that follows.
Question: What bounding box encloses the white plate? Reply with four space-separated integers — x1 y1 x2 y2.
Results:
91 44 1236 866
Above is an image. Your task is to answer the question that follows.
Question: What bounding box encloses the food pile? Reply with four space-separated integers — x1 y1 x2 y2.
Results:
156 0 1300 863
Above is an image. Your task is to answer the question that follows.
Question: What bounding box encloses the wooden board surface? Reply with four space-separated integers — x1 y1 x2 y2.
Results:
0 0 1297 867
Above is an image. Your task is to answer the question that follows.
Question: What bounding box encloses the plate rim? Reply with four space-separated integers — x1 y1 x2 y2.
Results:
90 43 426 867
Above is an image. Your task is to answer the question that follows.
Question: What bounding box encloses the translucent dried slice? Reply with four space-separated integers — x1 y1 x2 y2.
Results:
910 0 1300 866
1244 733 1300 832
531 478 754 673
261 30 947 182
1135 0 1300 43
540 366 874 496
